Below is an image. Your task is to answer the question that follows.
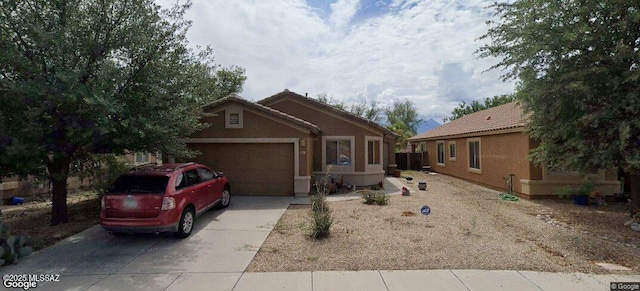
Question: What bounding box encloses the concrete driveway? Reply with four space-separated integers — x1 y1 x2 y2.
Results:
2 196 293 291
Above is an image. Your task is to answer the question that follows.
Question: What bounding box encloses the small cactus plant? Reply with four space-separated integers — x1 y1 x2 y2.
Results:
0 213 34 266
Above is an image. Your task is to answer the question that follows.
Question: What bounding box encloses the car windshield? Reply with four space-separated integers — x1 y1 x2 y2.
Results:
108 175 169 194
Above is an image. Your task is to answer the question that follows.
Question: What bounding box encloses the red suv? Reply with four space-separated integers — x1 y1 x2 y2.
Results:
100 162 230 238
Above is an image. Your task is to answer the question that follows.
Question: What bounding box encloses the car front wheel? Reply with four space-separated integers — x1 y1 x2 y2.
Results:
175 207 195 238
215 189 231 209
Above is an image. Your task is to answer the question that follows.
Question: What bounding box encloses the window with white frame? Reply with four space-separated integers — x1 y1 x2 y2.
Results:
326 140 352 165
449 141 457 161
367 139 381 165
468 138 481 171
134 152 150 164
436 141 445 166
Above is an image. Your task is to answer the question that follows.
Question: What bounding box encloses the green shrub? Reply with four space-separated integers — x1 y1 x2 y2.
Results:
361 190 388 205
361 190 377 205
0 216 33 266
308 208 333 239
310 194 328 213
75 154 131 194
373 192 389 205
555 181 594 198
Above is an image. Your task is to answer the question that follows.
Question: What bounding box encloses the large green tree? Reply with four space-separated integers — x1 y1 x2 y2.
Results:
478 0 640 215
0 0 245 225
385 100 421 151
443 94 516 122
349 100 383 123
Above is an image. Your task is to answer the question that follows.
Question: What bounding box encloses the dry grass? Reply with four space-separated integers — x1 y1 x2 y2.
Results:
247 171 640 274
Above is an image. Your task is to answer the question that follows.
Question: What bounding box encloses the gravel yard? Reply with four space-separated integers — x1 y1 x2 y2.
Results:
247 171 640 274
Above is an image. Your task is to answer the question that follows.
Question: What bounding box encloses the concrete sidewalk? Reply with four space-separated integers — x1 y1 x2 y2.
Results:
232 270 639 291
14 269 640 290
291 176 406 205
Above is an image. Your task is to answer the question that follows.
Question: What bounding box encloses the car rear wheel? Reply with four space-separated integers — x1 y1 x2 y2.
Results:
175 207 195 238
215 189 231 209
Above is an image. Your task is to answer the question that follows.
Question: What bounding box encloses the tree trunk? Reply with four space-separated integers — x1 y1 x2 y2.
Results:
50 177 69 225
47 155 71 226
629 171 640 217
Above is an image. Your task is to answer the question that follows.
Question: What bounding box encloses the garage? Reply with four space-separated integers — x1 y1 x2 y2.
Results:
189 143 294 196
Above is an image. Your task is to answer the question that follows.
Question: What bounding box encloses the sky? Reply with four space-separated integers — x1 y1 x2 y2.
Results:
157 0 516 123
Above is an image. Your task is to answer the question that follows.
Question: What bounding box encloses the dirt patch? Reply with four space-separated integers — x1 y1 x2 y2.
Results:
1 193 100 251
247 171 640 274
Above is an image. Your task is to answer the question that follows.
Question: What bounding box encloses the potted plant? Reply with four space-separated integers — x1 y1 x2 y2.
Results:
418 182 427 190
555 182 594 206
631 213 640 232
335 176 344 188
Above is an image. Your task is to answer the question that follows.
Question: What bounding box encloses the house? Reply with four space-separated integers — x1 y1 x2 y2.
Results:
0 153 160 204
186 89 397 197
407 102 619 198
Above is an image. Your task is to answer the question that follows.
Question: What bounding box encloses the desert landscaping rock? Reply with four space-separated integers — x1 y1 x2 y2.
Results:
247 171 640 274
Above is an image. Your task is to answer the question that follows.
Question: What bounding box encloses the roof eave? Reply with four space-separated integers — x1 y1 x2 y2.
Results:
408 125 526 142
205 95 321 134
259 90 397 137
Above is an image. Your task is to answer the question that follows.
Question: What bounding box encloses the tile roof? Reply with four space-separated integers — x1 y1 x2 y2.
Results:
408 101 527 141
203 94 321 133
258 89 399 137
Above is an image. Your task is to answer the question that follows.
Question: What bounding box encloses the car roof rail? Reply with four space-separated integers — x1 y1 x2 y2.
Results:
130 163 155 171
175 162 196 170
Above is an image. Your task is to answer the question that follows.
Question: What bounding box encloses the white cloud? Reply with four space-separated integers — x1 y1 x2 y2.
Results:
329 0 360 29
157 0 515 122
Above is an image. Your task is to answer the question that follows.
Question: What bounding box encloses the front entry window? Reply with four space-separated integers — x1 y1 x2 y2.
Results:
368 140 380 165
326 140 351 165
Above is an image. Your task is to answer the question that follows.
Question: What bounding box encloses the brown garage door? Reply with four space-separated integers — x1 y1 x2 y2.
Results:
189 143 294 196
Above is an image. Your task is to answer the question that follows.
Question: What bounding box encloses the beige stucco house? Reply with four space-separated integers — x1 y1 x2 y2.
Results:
186 90 397 197
408 102 620 198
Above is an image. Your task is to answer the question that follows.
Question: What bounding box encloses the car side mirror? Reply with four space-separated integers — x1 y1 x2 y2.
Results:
218 171 224 177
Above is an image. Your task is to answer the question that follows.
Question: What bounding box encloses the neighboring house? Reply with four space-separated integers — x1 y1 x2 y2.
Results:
0 152 160 204
186 89 397 197
408 102 619 198
124 152 162 166
0 176 51 204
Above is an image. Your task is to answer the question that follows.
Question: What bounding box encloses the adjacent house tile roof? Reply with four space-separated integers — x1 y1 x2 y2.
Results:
204 94 321 134
258 89 399 137
408 101 527 141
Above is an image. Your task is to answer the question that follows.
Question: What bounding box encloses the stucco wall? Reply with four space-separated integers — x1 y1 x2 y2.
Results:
194 105 312 140
264 98 384 174
424 132 533 194
192 105 314 178
417 132 620 198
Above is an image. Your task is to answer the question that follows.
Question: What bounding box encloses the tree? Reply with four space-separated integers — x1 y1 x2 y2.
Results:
349 100 383 123
443 94 516 122
0 0 246 225
316 93 382 122
385 100 421 151
478 0 640 215
315 93 346 110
